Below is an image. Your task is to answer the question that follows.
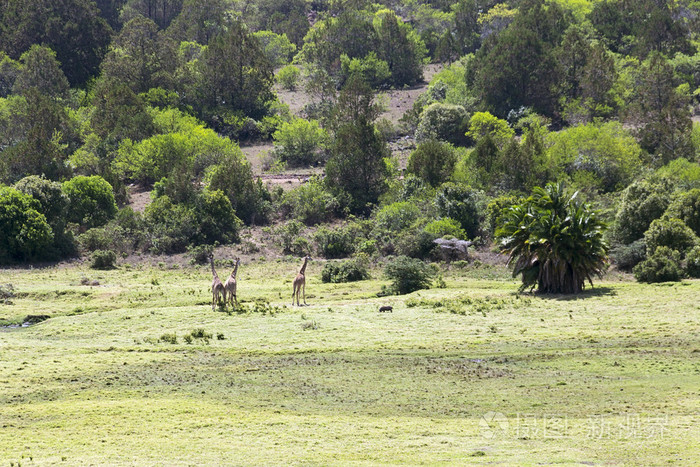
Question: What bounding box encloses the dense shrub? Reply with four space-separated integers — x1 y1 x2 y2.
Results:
375 201 423 232
610 239 647 271
272 118 329 167
253 31 296 67
0 186 53 263
314 226 355 259
686 246 700 278
187 244 214 265
633 246 683 283
90 250 117 270
612 180 671 245
407 140 457 187
280 178 338 225
275 220 311 255
644 218 699 258
664 189 700 237
62 175 117 229
277 64 300 90
435 183 482 239
384 255 435 295
321 257 370 283
340 52 391 88
423 218 467 240
415 103 469 145
485 194 520 237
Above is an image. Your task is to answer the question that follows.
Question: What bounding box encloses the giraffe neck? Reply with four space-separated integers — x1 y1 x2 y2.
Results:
299 257 308 275
210 257 219 280
232 259 239 278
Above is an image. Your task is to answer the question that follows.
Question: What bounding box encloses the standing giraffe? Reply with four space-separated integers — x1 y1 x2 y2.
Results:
224 257 240 307
292 256 311 306
209 253 225 311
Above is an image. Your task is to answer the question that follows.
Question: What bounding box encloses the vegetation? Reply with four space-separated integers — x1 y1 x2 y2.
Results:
497 183 608 294
384 255 436 294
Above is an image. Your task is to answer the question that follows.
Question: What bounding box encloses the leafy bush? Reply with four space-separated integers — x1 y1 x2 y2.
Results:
187 244 214 265
613 179 670 244
664 188 700 236
280 177 338 225
321 257 370 283
340 52 391 88
685 246 700 278
375 201 422 232
644 218 699 257
277 64 301 90
314 226 355 259
633 246 683 283
253 31 296 67
435 183 482 239
90 250 117 270
415 103 469 145
485 194 520 237
62 175 117 229
272 118 329 167
407 139 457 187
610 239 647 271
423 218 467 240
0 187 53 263
384 256 435 295
275 220 310 255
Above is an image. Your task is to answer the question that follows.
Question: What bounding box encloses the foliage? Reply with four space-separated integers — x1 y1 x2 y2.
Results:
272 118 328 167
485 194 520 237
423 218 467 240
407 140 457 188
375 201 423 233
466 112 515 147
13 45 70 99
643 218 699 258
321 256 370 283
612 179 671 245
280 178 338 226
415 103 469 145
62 176 118 229
277 64 300 90
546 122 643 192
314 226 355 259
325 76 390 213
339 52 391 88
496 182 608 294
384 256 435 295
686 246 700 278
274 220 310 255
664 189 700 237
90 250 117 270
0 186 53 263
633 246 684 283
187 244 214 265
253 31 296 67
14 175 69 240
610 239 646 271
435 183 482 239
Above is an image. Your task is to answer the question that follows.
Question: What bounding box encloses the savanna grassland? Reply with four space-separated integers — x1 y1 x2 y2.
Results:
1 261 699 465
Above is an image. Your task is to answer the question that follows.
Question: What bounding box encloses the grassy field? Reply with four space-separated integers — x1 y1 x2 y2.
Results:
1 258 699 465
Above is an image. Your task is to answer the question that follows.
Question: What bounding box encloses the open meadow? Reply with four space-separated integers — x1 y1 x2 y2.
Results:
1 260 699 465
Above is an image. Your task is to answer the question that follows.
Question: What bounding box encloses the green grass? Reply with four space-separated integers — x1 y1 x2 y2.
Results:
1 260 699 465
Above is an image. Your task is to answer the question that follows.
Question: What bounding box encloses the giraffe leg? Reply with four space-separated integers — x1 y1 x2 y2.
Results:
302 283 306 305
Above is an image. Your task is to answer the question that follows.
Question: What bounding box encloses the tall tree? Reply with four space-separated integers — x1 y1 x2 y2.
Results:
101 16 177 94
120 0 184 30
0 0 112 86
325 76 390 213
12 45 70 99
197 20 274 121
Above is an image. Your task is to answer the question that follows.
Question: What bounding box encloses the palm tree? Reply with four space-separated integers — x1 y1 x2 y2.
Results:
496 182 609 294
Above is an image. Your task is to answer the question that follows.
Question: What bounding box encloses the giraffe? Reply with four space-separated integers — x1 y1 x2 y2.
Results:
223 257 240 307
209 253 225 311
292 256 311 306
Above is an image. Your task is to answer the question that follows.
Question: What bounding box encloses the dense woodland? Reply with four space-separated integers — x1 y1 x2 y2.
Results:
0 0 699 289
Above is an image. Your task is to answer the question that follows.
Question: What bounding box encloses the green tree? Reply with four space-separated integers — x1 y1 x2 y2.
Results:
197 20 275 121
90 78 156 144
664 189 700 236
101 16 177 94
325 76 390 213
373 9 426 86
496 182 608 294
167 0 232 44
62 175 118 229
384 255 435 295
435 182 481 239
0 0 112 86
612 179 671 244
120 0 184 29
0 186 53 263
12 45 69 99
0 52 20 98
407 139 457 187
253 31 296 67
272 118 329 167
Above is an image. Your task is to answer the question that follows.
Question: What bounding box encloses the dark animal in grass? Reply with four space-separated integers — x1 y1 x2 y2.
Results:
379 305 393 313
